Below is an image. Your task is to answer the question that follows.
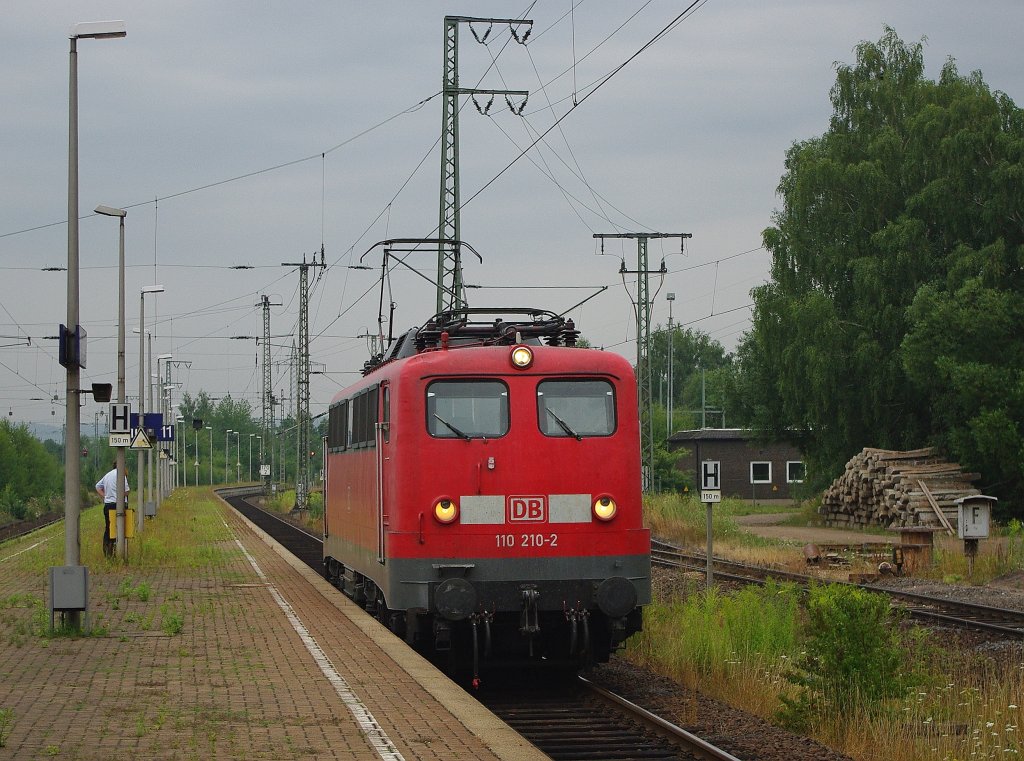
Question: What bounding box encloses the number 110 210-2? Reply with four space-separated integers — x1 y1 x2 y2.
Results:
496 533 558 549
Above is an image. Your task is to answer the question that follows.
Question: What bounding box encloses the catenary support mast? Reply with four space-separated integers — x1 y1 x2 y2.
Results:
258 294 281 492
281 253 324 511
438 15 531 312
595 232 691 491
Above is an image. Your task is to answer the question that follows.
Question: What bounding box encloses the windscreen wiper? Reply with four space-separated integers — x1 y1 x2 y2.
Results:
546 408 582 441
434 414 471 440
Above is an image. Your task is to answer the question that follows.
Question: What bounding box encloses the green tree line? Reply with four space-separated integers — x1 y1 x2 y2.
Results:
724 28 1023 516
174 391 325 487
0 419 63 521
1 390 327 525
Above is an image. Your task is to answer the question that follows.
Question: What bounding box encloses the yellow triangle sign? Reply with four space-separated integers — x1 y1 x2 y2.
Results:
129 428 152 450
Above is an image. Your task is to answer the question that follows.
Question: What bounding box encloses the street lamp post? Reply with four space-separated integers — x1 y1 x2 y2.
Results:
235 431 241 483
224 430 232 483
138 286 163 534
154 353 172 509
63 21 126 627
95 204 128 560
131 328 150 506
248 433 255 482
206 426 213 485
666 292 675 438
175 415 184 492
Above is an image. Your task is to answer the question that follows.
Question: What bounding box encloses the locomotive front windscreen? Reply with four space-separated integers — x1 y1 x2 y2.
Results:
427 380 509 438
537 379 616 437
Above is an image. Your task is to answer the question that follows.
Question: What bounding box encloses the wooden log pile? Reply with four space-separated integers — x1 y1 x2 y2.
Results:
820 447 981 531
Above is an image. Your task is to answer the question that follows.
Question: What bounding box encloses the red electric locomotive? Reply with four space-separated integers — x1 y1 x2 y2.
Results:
323 308 650 676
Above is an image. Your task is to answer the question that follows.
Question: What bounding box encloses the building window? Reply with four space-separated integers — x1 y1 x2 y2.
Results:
750 461 771 484
787 461 805 483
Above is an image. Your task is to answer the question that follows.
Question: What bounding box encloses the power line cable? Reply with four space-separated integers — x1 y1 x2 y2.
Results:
458 0 710 218
0 92 442 242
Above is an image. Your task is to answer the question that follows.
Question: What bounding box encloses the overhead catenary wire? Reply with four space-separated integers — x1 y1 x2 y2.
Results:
456 0 711 218
0 92 444 243
322 1 710 348
4 3 720 419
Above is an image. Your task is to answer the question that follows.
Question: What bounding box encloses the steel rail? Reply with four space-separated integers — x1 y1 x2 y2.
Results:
0 513 64 544
651 538 1024 637
579 677 743 761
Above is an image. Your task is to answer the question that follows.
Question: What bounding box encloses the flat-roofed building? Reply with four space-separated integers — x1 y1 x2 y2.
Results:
668 428 805 503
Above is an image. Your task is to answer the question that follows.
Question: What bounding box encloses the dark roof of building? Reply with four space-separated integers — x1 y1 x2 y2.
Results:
668 428 751 443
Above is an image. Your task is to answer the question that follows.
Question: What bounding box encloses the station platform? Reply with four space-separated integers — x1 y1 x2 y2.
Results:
0 488 544 760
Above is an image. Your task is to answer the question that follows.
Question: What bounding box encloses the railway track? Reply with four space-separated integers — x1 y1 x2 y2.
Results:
219 487 324 573
220 490 742 760
0 512 64 544
652 538 1024 637
479 677 741 761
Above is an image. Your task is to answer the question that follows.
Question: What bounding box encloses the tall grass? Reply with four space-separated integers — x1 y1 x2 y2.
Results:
629 582 1024 759
262 488 323 534
2 487 237 574
638 492 1024 760
628 580 801 716
131 488 236 571
645 493 746 545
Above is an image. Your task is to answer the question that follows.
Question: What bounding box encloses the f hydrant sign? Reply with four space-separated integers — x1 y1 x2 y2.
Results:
955 495 996 539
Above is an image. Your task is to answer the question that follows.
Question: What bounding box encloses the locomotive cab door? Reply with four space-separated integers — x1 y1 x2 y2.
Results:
375 382 390 564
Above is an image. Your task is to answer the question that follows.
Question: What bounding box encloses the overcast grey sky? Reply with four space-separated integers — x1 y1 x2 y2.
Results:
2 1 1021 431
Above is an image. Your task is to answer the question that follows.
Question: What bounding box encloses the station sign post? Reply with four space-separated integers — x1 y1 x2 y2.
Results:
108 402 131 447
700 460 721 588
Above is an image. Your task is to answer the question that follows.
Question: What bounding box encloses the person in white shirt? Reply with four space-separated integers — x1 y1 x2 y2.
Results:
95 462 129 557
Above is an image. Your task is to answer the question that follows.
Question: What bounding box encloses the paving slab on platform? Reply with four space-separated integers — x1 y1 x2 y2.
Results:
0 491 543 760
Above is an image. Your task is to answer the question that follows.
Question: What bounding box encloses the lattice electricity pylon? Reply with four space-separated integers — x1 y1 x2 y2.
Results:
595 232 691 492
258 294 282 492
438 15 531 313
281 253 325 512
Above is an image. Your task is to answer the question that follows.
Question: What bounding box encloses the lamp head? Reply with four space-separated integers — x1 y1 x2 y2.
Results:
141 285 165 295
71 20 126 40
94 204 126 218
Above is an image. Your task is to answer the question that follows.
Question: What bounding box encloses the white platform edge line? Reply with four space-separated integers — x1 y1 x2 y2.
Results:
229 531 406 761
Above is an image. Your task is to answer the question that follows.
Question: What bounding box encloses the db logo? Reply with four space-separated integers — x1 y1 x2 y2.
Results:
508 495 547 523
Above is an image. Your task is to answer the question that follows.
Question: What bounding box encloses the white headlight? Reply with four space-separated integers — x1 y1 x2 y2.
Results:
593 496 617 521
433 498 458 524
510 345 533 369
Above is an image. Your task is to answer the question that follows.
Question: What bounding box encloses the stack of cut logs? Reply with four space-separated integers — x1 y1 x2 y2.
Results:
820 447 981 531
